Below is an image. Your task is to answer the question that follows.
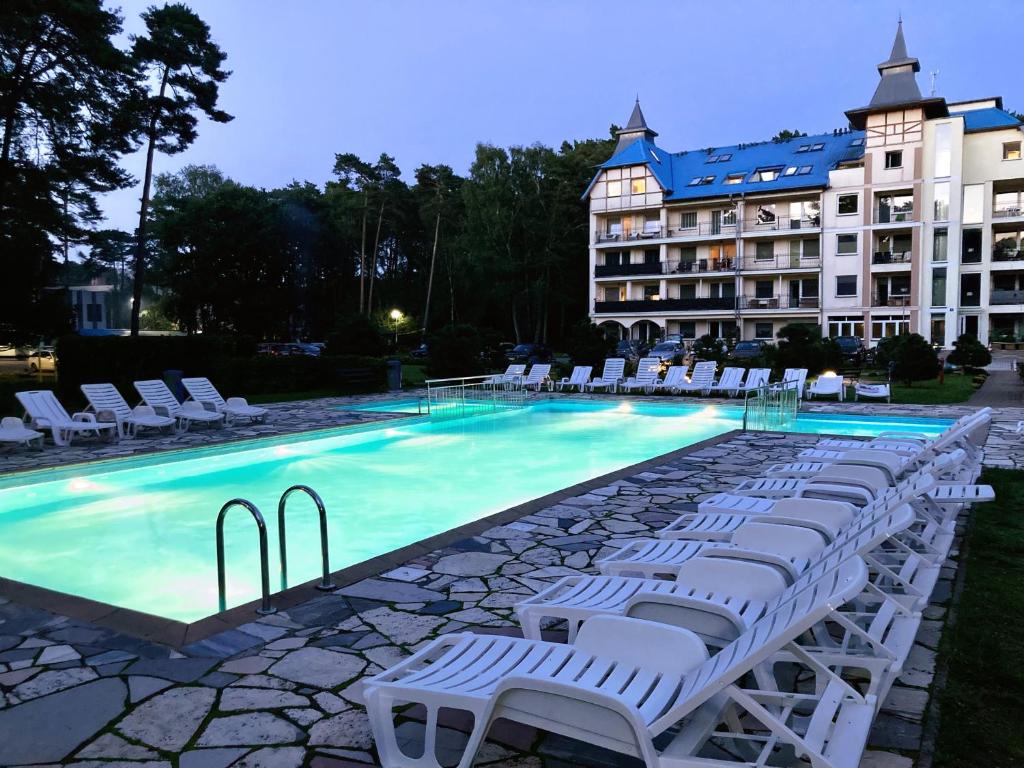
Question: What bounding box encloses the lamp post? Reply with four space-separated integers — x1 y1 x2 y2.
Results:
389 309 403 346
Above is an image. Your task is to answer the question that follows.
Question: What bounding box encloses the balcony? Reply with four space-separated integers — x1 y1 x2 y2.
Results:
871 293 912 308
739 295 821 310
666 258 735 275
873 207 914 225
593 297 736 313
993 202 1023 219
993 248 1024 263
872 251 913 265
594 262 663 278
595 226 665 244
668 221 738 238
741 215 821 233
741 254 822 271
992 289 1024 305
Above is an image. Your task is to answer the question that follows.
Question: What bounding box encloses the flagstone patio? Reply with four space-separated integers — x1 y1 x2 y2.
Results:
0 396 1020 767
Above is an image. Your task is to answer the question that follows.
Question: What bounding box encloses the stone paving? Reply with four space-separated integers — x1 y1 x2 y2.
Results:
0 395 1020 767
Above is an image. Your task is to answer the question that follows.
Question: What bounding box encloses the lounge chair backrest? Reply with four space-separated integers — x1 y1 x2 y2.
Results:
81 383 133 421
633 357 661 382
661 365 689 386
522 364 551 384
569 366 591 384
717 367 743 387
16 390 72 426
651 557 868 734
134 380 182 416
783 368 808 393
689 360 717 383
505 364 525 377
599 358 625 380
182 377 226 408
745 368 770 389
812 375 843 393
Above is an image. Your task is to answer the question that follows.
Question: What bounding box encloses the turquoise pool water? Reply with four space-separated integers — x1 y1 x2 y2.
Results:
0 401 949 621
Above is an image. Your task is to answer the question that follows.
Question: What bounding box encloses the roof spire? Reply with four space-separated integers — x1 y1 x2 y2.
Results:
614 98 658 151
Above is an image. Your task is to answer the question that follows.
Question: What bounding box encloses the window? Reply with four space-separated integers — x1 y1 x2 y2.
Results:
677 321 696 339
721 208 737 226
604 251 625 267
963 184 984 224
885 150 903 169
85 303 102 322
643 284 660 301
1004 141 1022 161
934 181 950 221
755 280 773 299
995 191 1024 217
603 286 622 302
724 173 744 185
872 316 910 339
836 275 857 297
678 211 697 230
678 283 697 299
783 167 797 176
689 175 715 186
934 123 951 177
631 178 646 195
828 315 864 337
837 194 858 215
809 143 824 152
933 227 948 262
607 216 622 235
962 228 982 263
643 248 659 264
717 153 732 162
877 193 913 223
837 233 858 255
850 137 865 147
930 315 946 346
795 145 810 153
606 180 622 197
802 238 821 258
755 241 774 261
643 214 660 233
756 204 776 224
960 273 981 307
932 267 947 306
753 167 781 182
754 322 774 339
797 165 812 175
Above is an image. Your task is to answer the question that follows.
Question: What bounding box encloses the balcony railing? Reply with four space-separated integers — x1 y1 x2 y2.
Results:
593 298 737 313
872 250 913 265
669 221 738 238
742 255 822 271
667 258 735 274
595 226 665 243
874 206 915 224
991 289 1024 305
993 202 1024 218
594 262 663 277
742 215 821 233
871 293 912 307
739 295 821 310
993 248 1024 262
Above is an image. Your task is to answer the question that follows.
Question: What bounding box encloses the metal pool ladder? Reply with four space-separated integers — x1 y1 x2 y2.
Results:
278 484 336 592
216 499 276 615
742 380 800 432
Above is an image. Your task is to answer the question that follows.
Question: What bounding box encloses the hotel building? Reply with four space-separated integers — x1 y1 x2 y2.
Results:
584 23 1024 348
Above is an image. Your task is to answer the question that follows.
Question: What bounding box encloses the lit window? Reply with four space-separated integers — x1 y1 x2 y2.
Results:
835 275 857 297
809 143 824 152
885 150 903 169
607 180 622 196
837 194 858 215
1004 141 1022 161
631 178 646 194
783 167 797 176
797 166 812 175
724 173 744 185
753 167 781 182
837 233 858 254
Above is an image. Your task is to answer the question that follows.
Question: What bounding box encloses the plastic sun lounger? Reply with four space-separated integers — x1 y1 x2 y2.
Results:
15 390 118 447
620 357 662 393
366 559 873 768
134 379 225 431
0 416 44 449
652 365 688 393
676 361 717 394
182 377 268 424
81 383 176 438
806 374 844 400
583 358 626 393
484 364 525 385
855 382 891 402
782 368 808 397
707 367 744 396
765 448 911 485
520 364 551 392
554 366 591 392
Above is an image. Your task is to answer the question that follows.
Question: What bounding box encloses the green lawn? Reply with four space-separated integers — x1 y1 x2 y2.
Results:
932 468 1024 766
858 372 981 405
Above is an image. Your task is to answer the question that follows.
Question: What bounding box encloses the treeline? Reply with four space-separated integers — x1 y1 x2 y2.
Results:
1 0 616 347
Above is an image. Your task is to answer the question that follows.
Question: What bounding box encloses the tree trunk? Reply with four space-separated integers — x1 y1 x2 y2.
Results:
130 66 170 336
358 192 367 313
366 200 384 315
422 211 441 339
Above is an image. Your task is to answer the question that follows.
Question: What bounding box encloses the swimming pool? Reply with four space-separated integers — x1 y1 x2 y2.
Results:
0 401 949 622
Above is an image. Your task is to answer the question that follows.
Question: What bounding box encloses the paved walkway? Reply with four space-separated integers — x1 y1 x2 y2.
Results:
1 399 1020 768
968 369 1024 407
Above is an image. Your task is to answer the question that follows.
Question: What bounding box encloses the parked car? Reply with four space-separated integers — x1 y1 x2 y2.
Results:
730 340 765 360
258 342 317 357
615 339 642 363
648 340 685 363
507 343 552 364
0 344 31 359
834 336 865 365
294 342 322 356
410 343 429 359
26 347 56 373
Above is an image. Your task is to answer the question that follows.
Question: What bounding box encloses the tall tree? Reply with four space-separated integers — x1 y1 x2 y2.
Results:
0 0 136 338
364 153 401 316
126 2 231 335
331 153 374 313
413 164 461 337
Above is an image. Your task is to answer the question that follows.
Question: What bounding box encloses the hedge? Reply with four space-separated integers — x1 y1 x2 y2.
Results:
53 335 387 406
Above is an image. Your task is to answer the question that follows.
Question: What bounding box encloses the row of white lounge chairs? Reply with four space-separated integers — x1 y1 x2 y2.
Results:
0 377 268 449
364 408 994 768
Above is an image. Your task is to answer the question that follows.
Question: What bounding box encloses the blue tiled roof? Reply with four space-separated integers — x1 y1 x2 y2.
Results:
586 130 866 202
950 107 1022 133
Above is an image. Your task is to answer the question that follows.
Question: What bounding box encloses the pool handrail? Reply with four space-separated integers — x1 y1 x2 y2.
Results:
216 498 276 615
278 484 336 593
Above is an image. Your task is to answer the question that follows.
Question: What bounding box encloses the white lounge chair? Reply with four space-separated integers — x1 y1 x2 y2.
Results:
0 416 44 449
855 381 892 402
81 383 176 438
676 360 716 394
134 379 225 430
181 377 269 424
520 364 551 392
766 448 911 485
734 367 770 394
651 365 688 393
707 366 744 396
15 390 118 447
806 373 844 400
583 358 625 393
620 357 661 393
365 559 872 768
484 364 525 385
553 366 591 392
782 367 808 397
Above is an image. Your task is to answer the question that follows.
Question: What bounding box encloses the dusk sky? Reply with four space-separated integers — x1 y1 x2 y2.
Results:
101 0 1023 235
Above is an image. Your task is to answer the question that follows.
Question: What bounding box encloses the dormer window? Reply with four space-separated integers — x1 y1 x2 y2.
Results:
724 173 745 185
797 166 813 175
796 145 810 153
752 167 782 182
809 143 824 151
689 175 715 186
850 137 865 147
716 153 732 162
783 167 797 176
704 152 733 164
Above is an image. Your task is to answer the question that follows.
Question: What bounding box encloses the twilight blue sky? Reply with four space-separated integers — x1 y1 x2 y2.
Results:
100 0 1023 234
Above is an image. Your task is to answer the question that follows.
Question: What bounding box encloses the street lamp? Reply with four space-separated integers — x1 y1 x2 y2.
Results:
389 309 403 345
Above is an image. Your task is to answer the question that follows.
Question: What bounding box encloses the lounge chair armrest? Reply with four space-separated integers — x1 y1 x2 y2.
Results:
796 482 875 506
133 405 157 418
197 399 220 413
225 396 250 408
623 592 746 646
72 412 96 423
150 404 172 418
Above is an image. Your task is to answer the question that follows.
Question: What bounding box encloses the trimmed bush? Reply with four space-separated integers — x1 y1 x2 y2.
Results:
876 333 939 385
947 333 992 369
691 334 727 365
775 324 840 375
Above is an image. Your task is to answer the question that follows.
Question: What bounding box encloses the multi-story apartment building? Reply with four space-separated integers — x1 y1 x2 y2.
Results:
585 22 1024 348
